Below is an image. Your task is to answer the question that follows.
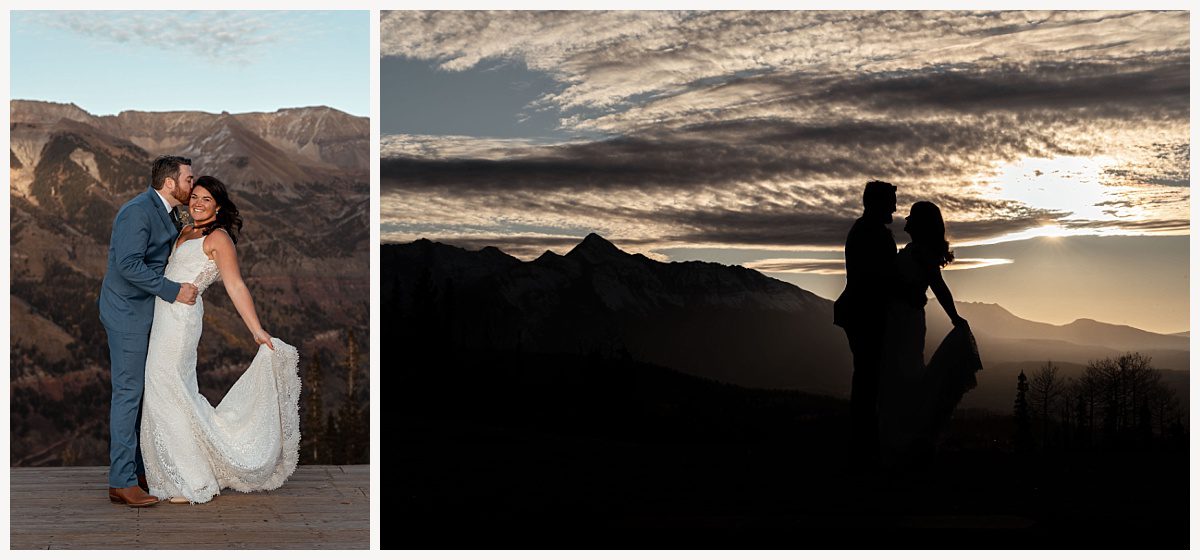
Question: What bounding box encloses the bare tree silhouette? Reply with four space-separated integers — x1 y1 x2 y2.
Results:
1029 362 1064 448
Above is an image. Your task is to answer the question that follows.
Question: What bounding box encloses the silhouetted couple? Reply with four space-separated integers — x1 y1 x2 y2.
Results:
834 180 982 469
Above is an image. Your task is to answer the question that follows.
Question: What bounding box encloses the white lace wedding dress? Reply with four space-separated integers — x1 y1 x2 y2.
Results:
140 236 301 503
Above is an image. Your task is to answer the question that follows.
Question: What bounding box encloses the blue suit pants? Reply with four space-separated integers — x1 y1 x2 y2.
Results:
106 327 149 488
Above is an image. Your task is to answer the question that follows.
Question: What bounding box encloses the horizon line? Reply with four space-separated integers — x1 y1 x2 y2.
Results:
380 234 1188 337
11 98 369 119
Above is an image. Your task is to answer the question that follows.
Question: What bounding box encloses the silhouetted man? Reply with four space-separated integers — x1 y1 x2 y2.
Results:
834 180 897 468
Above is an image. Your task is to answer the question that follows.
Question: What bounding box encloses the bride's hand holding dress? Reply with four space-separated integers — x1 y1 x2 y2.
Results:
927 262 968 330
206 229 274 351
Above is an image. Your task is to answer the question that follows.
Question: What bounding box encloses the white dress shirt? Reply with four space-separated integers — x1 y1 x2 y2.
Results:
154 189 174 213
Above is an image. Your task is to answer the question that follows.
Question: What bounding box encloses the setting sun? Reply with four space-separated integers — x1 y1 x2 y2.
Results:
983 155 1117 222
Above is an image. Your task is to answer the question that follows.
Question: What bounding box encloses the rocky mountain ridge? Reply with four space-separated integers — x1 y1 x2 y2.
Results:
11 100 368 176
385 235 1189 405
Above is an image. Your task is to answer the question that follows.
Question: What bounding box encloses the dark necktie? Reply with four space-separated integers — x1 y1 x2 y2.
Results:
169 205 188 232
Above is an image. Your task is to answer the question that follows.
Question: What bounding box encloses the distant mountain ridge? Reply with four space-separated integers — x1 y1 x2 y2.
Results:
385 235 1189 406
386 234 843 392
11 100 368 190
928 302 1189 354
10 99 370 248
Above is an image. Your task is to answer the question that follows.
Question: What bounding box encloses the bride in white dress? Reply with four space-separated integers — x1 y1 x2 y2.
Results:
140 175 300 504
877 201 981 467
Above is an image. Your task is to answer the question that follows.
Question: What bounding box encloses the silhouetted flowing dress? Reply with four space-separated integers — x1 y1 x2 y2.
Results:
878 244 982 465
139 236 301 503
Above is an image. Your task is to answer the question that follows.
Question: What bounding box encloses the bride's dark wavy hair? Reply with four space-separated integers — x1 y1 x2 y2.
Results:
193 176 243 245
906 201 954 268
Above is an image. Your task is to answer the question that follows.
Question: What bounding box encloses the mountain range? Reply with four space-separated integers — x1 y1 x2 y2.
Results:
384 234 1188 411
10 100 369 466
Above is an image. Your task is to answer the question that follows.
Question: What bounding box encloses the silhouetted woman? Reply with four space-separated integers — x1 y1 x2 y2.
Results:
877 201 981 467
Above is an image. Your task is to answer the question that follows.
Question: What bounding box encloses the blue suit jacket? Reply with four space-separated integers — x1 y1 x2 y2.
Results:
98 188 183 334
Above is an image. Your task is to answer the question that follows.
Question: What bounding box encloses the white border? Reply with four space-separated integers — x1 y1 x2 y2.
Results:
3 3 376 558
2 1 1197 558
369 6 382 554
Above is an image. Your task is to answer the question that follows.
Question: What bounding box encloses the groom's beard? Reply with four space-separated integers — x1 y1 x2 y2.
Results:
174 186 192 207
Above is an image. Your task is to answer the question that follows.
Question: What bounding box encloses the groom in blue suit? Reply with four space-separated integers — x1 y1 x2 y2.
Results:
99 155 199 507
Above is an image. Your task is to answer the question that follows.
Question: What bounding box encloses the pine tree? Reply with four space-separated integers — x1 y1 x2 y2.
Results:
336 329 367 464
1014 370 1033 454
300 357 325 464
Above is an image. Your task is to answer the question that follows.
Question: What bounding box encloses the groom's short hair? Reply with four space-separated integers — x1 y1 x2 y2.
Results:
151 155 193 190
863 180 896 207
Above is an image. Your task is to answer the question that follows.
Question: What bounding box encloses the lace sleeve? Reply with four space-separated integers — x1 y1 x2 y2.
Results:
192 261 221 293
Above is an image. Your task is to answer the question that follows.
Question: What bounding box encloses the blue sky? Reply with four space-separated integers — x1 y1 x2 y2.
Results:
11 11 369 116
382 56 564 138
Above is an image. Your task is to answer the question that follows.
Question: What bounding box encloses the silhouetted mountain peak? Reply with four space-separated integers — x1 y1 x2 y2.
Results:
534 249 561 263
566 233 630 263
426 240 519 266
1062 317 1142 333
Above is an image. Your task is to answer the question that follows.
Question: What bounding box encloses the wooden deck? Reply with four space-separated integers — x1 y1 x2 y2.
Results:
10 465 369 549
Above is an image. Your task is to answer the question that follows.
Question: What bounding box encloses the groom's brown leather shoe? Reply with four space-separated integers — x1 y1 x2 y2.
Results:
109 485 158 507
137 474 148 492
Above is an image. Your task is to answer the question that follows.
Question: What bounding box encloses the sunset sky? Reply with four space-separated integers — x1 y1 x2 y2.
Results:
379 11 1189 334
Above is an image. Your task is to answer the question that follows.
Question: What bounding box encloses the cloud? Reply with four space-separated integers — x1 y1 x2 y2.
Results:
941 258 1017 271
742 258 845 275
380 111 1081 250
379 11 1190 255
1060 218 1191 233
821 61 1189 118
24 11 304 63
568 57 1188 136
381 134 556 159
381 10 1188 116
380 177 1065 257
743 256 1014 275
382 115 1091 194
649 202 1062 248
1101 142 1191 189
